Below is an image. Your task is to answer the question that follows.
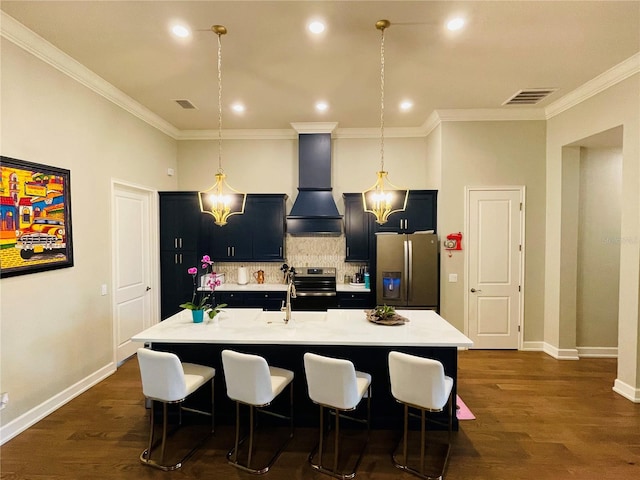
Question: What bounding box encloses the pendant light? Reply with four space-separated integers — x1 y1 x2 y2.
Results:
198 25 246 226
362 20 409 225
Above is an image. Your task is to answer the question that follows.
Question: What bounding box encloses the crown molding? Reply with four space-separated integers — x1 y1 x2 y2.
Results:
177 129 297 140
290 122 338 134
545 52 640 119
1 11 181 139
435 108 546 122
333 126 428 139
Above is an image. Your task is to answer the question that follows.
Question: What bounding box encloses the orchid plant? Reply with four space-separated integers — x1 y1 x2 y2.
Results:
180 255 227 318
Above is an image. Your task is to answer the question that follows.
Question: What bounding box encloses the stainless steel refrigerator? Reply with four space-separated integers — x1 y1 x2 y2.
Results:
376 232 439 309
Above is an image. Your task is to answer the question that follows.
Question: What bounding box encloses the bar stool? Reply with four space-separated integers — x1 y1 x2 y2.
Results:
221 349 294 474
388 351 454 480
303 352 372 479
136 348 215 471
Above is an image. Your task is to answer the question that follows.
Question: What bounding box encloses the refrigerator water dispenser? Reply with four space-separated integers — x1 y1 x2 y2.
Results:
382 273 401 300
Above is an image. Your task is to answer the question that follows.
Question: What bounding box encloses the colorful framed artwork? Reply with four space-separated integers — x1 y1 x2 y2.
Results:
0 156 74 278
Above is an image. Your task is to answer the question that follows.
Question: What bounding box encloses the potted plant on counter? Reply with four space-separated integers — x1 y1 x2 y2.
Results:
180 255 227 323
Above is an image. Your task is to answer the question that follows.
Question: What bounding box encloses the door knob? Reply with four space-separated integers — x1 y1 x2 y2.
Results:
470 288 482 293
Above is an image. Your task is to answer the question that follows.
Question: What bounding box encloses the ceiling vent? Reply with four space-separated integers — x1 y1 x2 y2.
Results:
175 99 197 109
503 88 557 105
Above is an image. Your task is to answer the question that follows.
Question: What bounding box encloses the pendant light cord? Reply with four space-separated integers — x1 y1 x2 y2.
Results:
379 25 385 173
216 31 224 174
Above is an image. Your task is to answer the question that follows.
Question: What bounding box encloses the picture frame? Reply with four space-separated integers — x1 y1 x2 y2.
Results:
0 156 74 278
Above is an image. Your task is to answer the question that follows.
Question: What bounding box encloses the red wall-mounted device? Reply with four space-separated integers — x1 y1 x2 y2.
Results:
444 232 463 251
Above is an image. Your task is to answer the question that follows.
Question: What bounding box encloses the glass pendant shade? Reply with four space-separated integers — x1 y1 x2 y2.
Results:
362 170 408 225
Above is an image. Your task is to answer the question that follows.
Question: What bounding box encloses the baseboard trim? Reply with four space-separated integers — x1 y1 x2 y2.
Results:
521 341 544 351
0 362 116 445
543 342 579 360
577 346 618 358
613 379 640 403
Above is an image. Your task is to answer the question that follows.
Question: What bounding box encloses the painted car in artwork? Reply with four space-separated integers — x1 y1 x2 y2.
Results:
16 217 66 259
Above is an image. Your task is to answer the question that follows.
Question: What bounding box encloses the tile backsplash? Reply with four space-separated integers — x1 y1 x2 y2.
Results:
212 235 367 285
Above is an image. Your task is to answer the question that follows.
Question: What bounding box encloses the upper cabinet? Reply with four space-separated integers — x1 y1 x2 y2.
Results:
251 195 287 261
159 192 202 251
343 193 372 262
203 194 287 262
374 190 438 234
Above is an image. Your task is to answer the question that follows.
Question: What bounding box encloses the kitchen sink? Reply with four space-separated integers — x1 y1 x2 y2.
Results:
260 310 327 325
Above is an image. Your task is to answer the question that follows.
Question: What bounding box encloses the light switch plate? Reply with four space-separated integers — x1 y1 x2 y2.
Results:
448 273 458 283
101 284 108 296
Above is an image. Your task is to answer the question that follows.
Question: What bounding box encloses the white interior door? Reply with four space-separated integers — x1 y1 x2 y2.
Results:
466 187 523 349
112 183 154 363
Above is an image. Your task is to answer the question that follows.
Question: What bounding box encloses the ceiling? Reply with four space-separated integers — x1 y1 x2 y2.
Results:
1 1 639 133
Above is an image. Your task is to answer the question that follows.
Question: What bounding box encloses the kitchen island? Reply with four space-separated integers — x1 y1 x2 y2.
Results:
132 308 472 429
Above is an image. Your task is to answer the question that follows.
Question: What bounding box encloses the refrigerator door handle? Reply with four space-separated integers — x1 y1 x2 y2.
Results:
407 239 413 300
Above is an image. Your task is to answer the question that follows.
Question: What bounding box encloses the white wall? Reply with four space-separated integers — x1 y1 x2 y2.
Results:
438 121 547 338
577 147 622 349
546 73 640 398
177 135 434 214
0 39 178 438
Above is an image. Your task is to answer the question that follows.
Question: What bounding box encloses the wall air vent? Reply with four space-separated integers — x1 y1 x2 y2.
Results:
503 88 557 105
174 99 197 109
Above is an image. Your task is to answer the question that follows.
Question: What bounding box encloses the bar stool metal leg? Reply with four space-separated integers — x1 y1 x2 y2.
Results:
308 385 371 480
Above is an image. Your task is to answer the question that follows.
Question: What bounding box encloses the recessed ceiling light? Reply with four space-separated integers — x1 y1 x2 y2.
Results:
400 100 413 111
231 103 245 113
446 17 465 31
171 24 191 38
308 21 326 34
315 101 329 112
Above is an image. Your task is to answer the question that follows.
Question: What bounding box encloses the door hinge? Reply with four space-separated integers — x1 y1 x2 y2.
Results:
518 325 521 332
518 285 521 292
519 244 522 251
519 202 523 211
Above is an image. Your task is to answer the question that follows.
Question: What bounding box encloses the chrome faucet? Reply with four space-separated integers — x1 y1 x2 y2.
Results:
281 270 297 323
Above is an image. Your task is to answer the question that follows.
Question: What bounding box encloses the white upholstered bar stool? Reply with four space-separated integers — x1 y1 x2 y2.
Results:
388 351 454 480
136 348 215 471
303 352 372 479
221 349 294 474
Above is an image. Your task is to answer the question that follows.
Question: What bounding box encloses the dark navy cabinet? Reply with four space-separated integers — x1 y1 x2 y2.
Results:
337 291 374 309
343 193 372 262
203 194 287 262
373 190 438 234
216 291 286 311
159 192 202 319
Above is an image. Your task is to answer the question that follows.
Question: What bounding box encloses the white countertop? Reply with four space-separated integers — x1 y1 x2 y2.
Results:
209 283 288 292
132 308 472 348
199 283 370 293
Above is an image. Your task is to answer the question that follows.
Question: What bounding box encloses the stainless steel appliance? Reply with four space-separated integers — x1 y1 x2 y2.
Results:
376 233 439 309
292 267 338 311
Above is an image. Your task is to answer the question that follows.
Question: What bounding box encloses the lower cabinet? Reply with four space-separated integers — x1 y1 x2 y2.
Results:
216 291 286 311
337 292 374 309
160 250 197 320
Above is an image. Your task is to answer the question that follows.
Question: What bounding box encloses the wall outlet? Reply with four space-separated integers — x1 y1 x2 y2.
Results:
0 392 8 410
448 273 458 283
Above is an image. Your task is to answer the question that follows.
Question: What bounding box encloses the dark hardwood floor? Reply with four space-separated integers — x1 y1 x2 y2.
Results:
1 350 639 479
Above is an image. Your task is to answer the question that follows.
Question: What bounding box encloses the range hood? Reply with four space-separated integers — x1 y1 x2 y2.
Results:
287 131 343 235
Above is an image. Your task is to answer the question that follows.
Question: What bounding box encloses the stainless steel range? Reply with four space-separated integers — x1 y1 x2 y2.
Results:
291 267 338 311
